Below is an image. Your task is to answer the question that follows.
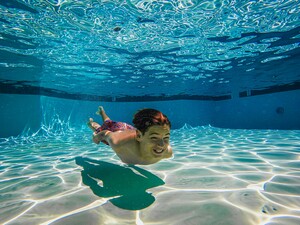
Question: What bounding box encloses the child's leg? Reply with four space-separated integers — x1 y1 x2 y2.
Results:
87 118 101 132
96 106 110 122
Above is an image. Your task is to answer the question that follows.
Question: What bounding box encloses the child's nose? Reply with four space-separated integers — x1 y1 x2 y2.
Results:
157 139 164 147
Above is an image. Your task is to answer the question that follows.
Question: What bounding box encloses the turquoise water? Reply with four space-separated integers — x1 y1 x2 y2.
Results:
1 125 300 224
1 1 300 224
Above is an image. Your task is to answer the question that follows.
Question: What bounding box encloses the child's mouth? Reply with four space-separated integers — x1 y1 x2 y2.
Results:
153 148 164 154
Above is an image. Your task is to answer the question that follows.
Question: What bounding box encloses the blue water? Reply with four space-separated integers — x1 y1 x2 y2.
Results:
1 1 300 224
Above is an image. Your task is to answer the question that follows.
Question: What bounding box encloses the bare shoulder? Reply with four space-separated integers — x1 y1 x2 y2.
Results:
107 130 137 146
108 131 140 164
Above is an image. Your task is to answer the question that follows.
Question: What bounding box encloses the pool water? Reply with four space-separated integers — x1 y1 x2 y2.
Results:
1 125 300 225
1 1 300 224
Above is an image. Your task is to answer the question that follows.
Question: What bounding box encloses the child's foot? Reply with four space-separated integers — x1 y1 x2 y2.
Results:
96 106 104 116
87 118 101 131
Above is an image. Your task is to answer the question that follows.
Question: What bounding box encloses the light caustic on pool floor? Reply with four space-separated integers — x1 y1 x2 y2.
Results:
0 126 300 225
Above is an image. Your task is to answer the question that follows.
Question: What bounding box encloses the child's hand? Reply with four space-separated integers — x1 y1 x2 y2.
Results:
92 132 101 144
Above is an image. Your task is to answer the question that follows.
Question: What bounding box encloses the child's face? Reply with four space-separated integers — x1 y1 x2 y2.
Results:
138 124 171 158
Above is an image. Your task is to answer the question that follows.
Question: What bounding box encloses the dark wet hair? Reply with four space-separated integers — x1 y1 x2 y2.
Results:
132 108 171 134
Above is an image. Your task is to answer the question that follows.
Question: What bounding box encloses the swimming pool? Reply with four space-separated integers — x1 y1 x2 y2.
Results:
1 1 300 224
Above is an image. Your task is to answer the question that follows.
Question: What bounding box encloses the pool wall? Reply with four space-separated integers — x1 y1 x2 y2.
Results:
212 90 300 130
1 89 300 137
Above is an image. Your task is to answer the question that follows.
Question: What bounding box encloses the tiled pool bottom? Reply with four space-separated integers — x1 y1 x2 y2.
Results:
1 126 300 225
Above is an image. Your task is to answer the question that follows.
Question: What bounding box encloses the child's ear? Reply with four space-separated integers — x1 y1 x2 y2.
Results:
136 130 142 142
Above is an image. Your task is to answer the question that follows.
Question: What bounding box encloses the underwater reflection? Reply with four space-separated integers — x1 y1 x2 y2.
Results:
75 157 165 210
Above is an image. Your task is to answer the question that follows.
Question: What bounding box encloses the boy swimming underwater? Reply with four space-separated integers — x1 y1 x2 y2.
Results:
88 106 172 165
